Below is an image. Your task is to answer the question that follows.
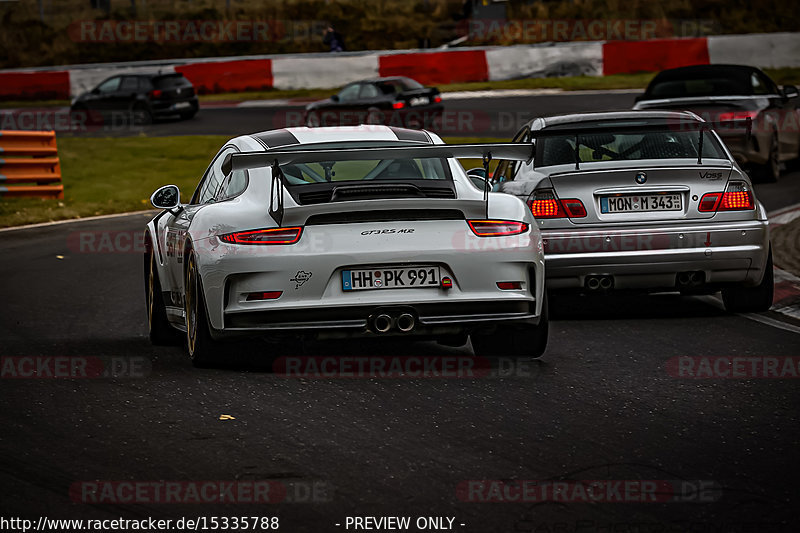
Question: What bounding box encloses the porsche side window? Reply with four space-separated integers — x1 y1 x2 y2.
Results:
193 147 237 204
751 73 768 95
219 169 248 200
119 76 138 92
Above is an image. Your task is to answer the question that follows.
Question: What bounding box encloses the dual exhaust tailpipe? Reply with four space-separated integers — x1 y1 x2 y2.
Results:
585 275 613 291
371 312 416 334
676 271 705 288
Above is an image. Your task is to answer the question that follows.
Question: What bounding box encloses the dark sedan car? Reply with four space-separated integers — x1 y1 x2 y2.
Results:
70 72 199 125
304 76 443 129
633 64 800 181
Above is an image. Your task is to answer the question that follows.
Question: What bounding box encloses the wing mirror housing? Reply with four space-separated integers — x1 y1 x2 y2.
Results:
331 94 340 102
150 184 181 211
783 85 798 99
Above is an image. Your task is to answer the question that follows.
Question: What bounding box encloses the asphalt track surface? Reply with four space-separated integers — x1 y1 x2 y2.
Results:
69 90 642 139
2 91 800 532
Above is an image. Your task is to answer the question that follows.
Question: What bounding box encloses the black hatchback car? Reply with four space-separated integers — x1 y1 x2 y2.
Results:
70 72 199 125
304 76 443 129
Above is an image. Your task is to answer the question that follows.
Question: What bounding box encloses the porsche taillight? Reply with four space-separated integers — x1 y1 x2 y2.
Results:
219 227 303 245
468 220 529 237
698 181 754 212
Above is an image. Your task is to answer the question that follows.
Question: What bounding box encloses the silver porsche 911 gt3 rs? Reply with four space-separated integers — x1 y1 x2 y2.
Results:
144 125 547 366
492 111 773 313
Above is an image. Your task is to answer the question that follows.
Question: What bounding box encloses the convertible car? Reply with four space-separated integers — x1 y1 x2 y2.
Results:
490 111 773 313
144 126 547 366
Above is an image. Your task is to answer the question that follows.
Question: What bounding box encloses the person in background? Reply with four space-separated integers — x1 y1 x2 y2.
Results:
323 24 345 52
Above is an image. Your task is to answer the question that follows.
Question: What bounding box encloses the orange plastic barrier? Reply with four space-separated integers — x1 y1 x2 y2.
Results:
0 131 64 199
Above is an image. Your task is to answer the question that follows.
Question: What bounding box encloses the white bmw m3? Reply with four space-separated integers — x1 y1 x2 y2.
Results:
144 126 547 366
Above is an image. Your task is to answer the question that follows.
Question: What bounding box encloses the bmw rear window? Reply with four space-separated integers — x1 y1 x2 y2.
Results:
536 128 726 166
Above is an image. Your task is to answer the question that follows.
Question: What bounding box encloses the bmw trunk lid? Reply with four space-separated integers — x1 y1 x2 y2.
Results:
547 160 733 224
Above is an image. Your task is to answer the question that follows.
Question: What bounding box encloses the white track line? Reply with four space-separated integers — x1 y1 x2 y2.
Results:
0 210 156 233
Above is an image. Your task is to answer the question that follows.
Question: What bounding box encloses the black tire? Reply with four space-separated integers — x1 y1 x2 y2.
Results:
753 134 780 182
471 293 549 358
131 103 153 125
185 251 219 367
722 248 774 313
145 250 181 345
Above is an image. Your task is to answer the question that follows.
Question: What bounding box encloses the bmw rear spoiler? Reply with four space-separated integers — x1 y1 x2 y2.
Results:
526 118 752 169
221 143 534 224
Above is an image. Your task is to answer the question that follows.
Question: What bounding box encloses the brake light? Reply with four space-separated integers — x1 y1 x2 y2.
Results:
219 227 303 245
717 110 758 122
392 101 405 109
496 281 522 290
698 181 754 212
560 198 587 218
527 189 586 218
719 186 754 211
468 220 529 237
149 89 163 99
698 192 722 212
246 291 283 301
433 95 442 103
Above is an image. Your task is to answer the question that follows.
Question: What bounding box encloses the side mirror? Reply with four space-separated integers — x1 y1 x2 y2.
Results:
150 185 181 210
91 88 100 95
783 85 798 99
331 94 340 102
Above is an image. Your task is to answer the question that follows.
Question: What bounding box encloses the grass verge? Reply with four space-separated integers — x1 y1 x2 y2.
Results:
0 134 503 228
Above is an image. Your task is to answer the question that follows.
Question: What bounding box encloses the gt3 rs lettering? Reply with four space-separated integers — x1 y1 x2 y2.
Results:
360 229 415 235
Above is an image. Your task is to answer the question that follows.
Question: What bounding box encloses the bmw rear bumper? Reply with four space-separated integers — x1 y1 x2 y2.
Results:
542 219 769 291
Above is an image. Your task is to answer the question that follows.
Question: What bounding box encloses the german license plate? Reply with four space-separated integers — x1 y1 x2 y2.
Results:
601 193 682 213
409 96 430 107
342 267 441 291
173 102 191 110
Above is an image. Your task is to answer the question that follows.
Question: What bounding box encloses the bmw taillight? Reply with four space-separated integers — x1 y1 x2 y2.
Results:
433 95 442 103
527 189 586 219
698 181 754 212
392 101 405 109
717 110 758 122
149 89 163 99
219 227 303 245
468 220 529 237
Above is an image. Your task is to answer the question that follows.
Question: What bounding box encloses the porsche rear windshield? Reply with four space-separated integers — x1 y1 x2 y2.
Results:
274 142 451 185
281 157 450 185
536 128 727 166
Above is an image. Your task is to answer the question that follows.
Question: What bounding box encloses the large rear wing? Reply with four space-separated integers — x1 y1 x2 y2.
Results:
221 143 534 225
220 143 534 175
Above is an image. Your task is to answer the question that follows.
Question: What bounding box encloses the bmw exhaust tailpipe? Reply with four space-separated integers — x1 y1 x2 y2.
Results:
599 276 613 290
396 313 416 333
677 272 691 286
586 276 601 290
373 314 393 334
